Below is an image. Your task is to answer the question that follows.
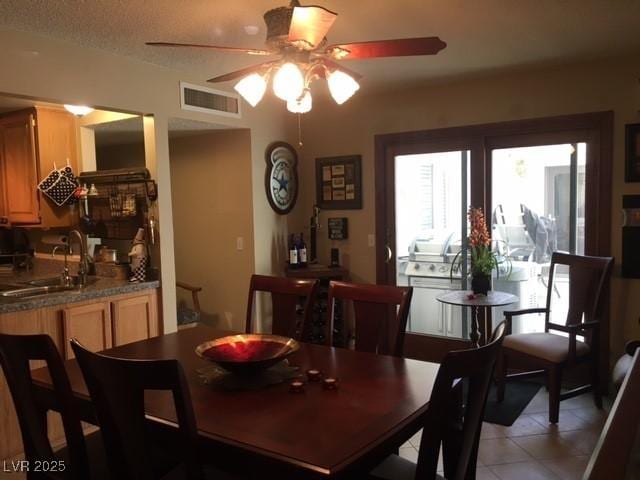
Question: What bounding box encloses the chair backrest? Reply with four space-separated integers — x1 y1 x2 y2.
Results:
0 334 89 480
327 280 413 356
544 252 613 333
415 322 506 480
245 274 319 341
583 348 640 480
70 340 203 480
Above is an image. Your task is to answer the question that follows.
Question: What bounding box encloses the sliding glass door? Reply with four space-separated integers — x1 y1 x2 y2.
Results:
375 113 612 363
491 143 586 333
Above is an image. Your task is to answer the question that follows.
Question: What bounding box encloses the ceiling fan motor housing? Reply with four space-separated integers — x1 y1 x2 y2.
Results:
263 4 295 50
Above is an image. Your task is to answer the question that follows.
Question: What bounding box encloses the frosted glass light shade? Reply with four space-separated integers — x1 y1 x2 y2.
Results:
234 73 267 107
273 63 304 101
286 90 312 113
64 105 94 117
327 70 360 105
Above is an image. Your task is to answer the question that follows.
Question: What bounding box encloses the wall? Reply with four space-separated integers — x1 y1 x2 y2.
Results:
170 130 254 330
286 54 640 358
0 27 290 332
95 141 146 170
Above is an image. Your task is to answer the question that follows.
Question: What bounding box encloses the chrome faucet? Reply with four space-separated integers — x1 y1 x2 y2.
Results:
52 244 73 287
69 230 90 287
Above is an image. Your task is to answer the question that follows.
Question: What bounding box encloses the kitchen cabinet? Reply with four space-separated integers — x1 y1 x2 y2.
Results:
62 301 112 360
0 107 78 228
0 111 39 224
0 288 159 460
112 291 159 346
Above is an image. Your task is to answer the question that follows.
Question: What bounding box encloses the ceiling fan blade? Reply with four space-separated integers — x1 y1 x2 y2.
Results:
287 5 337 50
325 37 446 59
207 61 278 83
319 58 363 80
146 42 273 56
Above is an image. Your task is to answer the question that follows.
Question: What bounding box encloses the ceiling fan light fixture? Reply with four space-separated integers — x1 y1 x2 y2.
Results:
327 70 359 105
286 89 312 113
273 62 304 101
234 72 267 107
64 105 94 117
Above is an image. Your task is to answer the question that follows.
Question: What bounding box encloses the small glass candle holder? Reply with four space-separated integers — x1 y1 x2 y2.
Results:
322 377 338 390
306 369 322 382
289 380 305 393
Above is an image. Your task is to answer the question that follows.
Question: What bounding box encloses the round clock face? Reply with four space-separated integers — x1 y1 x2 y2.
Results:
265 142 298 214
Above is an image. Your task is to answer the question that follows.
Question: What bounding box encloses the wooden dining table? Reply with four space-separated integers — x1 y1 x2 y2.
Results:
31 325 441 479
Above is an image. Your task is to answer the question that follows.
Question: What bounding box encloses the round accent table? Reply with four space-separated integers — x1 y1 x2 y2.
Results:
437 290 518 348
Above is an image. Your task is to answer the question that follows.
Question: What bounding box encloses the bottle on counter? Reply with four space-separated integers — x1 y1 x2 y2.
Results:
288 234 298 269
298 233 308 267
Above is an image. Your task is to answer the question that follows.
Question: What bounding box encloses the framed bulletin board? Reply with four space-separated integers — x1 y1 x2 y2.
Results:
315 155 362 209
626 123 640 182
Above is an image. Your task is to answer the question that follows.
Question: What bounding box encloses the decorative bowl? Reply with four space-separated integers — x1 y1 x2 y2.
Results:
195 334 299 375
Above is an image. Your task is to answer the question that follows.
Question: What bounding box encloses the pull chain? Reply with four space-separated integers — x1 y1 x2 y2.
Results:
297 113 303 147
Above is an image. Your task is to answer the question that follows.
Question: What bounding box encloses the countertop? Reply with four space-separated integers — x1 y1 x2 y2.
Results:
0 272 159 314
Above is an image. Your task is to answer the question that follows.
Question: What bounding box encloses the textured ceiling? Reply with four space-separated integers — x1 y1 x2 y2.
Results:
1 1 640 91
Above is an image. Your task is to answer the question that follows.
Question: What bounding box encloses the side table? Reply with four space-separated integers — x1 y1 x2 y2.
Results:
437 290 518 348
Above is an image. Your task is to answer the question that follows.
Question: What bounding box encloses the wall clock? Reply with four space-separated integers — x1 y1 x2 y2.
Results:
265 141 298 215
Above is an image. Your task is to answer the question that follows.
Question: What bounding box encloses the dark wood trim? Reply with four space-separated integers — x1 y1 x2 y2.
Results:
375 111 614 376
404 333 469 363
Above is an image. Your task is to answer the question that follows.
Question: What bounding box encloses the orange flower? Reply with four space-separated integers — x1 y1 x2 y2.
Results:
468 207 490 247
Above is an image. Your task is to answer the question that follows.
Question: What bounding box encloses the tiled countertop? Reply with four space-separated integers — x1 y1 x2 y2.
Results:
0 272 159 314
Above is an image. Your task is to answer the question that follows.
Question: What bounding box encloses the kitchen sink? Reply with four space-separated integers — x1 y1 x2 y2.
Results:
24 276 97 288
25 277 65 287
0 285 79 298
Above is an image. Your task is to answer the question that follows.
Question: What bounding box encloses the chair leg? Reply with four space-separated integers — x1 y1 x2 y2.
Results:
495 353 507 402
548 365 562 424
591 358 603 410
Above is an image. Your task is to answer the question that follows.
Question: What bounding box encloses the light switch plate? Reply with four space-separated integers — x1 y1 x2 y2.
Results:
368 234 375 247
236 237 244 250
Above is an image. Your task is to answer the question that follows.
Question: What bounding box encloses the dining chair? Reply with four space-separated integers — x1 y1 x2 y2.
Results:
326 280 413 356
369 322 507 480
245 274 319 341
0 333 107 480
495 252 614 423
70 339 233 480
583 346 640 480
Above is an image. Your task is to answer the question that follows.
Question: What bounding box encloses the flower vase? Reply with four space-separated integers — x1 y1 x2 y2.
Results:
471 274 491 295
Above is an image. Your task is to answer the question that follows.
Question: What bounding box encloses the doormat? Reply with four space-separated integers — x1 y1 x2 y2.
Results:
483 380 543 426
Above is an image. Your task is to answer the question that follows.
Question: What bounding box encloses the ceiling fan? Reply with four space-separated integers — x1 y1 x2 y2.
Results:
147 0 446 113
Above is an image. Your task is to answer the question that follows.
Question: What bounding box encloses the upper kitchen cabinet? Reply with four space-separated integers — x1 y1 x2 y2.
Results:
0 111 39 224
0 107 78 228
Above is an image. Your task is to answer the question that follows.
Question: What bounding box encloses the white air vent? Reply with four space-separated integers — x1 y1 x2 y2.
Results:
180 82 241 119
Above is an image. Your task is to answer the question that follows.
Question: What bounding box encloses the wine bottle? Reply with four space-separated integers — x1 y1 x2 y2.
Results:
298 233 308 267
288 234 298 268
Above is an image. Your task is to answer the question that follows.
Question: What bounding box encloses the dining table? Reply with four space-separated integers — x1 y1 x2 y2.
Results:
30 325 441 479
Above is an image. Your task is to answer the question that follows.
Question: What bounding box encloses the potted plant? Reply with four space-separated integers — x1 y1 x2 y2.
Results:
450 207 510 295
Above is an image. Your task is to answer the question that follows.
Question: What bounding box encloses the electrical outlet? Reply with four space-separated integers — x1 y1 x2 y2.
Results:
236 237 244 251
368 234 375 247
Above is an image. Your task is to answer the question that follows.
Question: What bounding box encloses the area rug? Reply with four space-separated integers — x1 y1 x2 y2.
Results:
483 380 543 426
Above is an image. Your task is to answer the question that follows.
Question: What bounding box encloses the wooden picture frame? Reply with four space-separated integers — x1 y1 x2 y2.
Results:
625 123 640 182
316 155 362 209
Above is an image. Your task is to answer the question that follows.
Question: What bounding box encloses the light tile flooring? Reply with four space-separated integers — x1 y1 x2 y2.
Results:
400 389 608 480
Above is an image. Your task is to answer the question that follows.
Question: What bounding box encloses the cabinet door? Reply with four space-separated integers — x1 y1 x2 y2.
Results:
62 301 112 359
112 293 159 347
0 112 40 224
35 107 78 228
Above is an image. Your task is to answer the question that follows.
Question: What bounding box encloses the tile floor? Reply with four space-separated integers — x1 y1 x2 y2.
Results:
400 389 608 480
